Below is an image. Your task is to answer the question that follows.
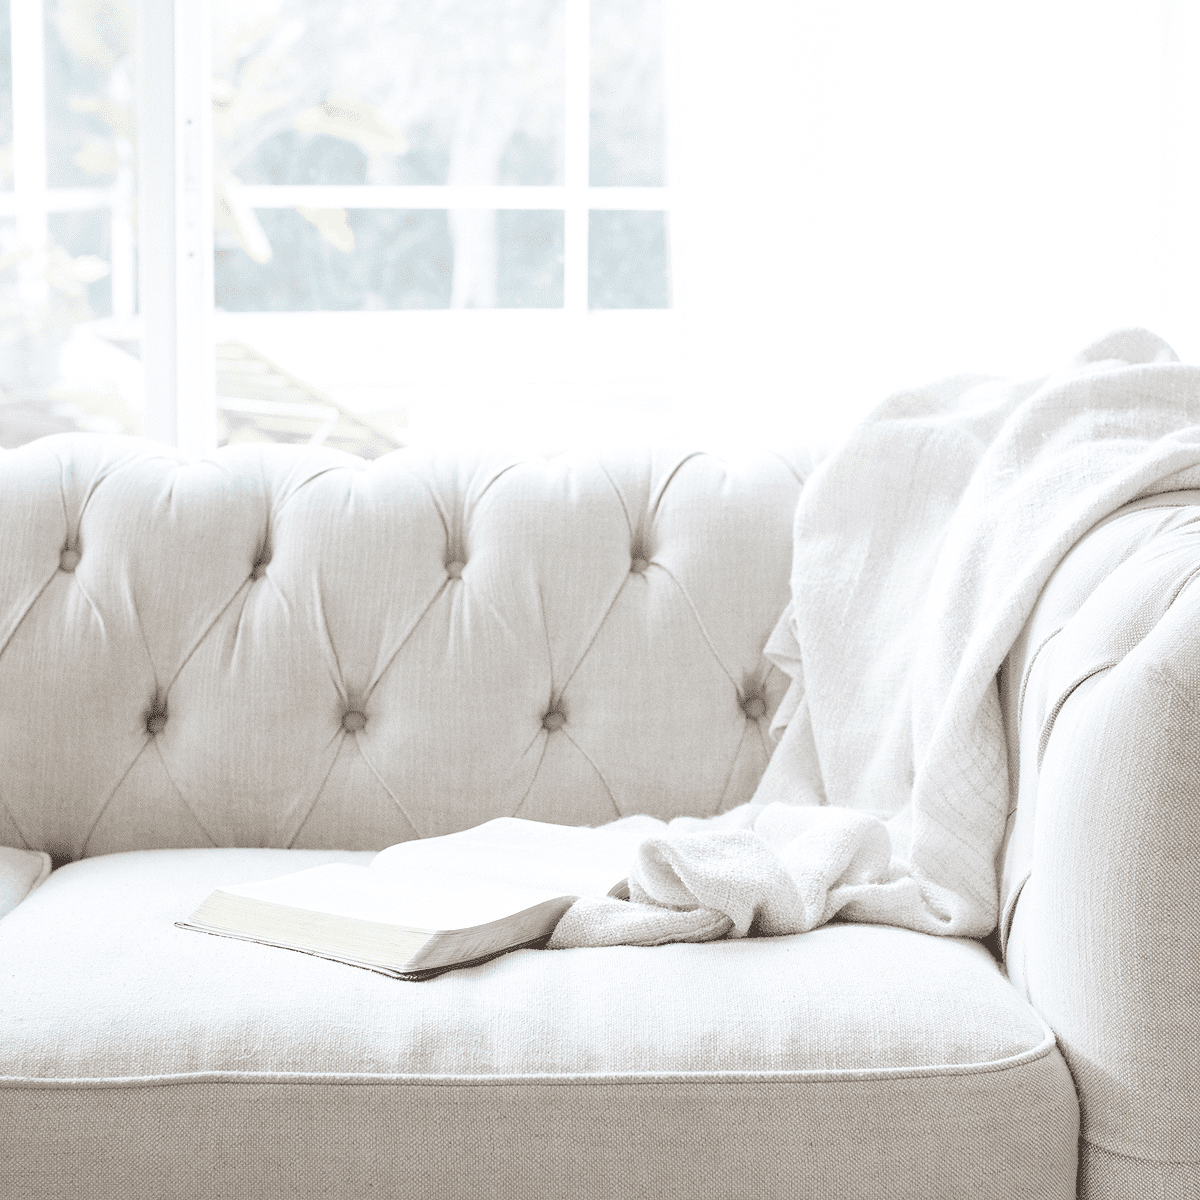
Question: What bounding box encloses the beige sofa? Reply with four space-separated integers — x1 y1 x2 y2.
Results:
0 433 1194 1199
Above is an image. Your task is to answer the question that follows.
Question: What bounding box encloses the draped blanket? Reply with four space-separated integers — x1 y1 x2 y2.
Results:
549 328 1200 949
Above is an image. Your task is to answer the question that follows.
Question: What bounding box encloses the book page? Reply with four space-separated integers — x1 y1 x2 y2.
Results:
215 861 605 931
368 818 647 899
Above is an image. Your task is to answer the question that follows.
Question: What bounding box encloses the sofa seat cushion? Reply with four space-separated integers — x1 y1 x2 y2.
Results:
0 848 1080 1199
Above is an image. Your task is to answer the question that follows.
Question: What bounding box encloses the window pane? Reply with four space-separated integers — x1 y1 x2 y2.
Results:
216 341 400 458
45 0 132 188
589 209 668 309
214 1 563 189
237 129 372 187
0 0 137 449
0 218 58 406
213 0 566 320
497 209 563 308
0 0 11 189
217 209 454 312
210 0 674 454
48 209 110 317
590 0 664 186
216 206 566 313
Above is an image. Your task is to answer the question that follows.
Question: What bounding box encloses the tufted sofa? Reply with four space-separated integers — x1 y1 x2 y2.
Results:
0 433 1195 1199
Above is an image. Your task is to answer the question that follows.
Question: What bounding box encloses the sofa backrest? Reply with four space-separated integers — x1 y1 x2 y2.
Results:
0 434 807 862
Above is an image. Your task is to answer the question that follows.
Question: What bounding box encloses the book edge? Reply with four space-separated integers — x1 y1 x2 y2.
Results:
174 922 556 981
174 921 410 978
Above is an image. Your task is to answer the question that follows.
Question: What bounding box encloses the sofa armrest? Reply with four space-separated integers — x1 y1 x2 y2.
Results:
0 846 51 919
998 492 1200 1194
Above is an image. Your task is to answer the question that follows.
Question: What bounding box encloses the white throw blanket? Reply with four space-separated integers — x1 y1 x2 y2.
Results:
549 328 1200 949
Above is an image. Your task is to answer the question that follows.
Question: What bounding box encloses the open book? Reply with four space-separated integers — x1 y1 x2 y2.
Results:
176 818 644 980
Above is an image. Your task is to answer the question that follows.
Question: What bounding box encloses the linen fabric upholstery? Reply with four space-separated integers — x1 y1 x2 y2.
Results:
0 847 1079 1199
1000 491 1200 1198
0 436 807 861
0 847 50 919
7 425 1192 1198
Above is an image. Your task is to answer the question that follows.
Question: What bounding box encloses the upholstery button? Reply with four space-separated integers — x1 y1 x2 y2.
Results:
743 696 767 720
630 557 649 574
342 710 367 733
59 548 80 572
146 713 167 735
542 710 565 732
446 560 465 579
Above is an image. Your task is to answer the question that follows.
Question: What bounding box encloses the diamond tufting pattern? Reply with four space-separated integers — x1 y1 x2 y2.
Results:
0 434 809 861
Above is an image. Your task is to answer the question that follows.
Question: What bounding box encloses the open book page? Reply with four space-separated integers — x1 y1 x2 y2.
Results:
368 818 646 902
214 859 612 932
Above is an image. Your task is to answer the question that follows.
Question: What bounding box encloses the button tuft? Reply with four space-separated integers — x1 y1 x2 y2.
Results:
743 696 767 721
630 557 649 574
59 548 80 572
446 560 465 579
251 540 272 580
146 713 167 736
342 710 367 733
542 710 565 732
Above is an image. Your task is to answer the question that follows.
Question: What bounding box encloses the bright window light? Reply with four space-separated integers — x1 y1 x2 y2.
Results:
1 0 1198 453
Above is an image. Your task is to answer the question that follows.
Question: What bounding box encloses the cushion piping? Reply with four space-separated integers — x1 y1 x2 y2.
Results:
0 1028 1058 1090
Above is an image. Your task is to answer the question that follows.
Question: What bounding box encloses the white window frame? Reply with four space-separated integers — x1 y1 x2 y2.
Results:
137 0 216 451
209 0 676 449
4 0 674 453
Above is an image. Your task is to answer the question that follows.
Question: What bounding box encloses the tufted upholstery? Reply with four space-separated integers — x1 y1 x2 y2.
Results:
0 432 1099 1200
0 435 808 863
999 491 1200 1198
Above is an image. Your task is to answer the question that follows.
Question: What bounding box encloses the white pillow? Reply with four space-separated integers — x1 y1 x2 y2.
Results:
0 846 52 919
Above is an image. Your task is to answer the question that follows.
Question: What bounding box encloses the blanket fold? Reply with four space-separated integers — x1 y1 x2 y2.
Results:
549 328 1200 951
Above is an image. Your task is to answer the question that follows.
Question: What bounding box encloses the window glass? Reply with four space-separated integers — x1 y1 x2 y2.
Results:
3 1 677 453
497 209 563 308
1 0 137 448
589 0 663 187
212 0 670 454
48 208 110 317
213 0 566 314
0 0 11 189
217 209 455 312
215 2 564 190
589 209 667 309
44 0 131 188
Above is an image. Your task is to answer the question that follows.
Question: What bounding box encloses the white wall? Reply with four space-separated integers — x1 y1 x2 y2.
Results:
666 0 1200 446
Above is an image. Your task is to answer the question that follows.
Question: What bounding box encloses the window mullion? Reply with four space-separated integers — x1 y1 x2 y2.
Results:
232 185 669 211
137 0 216 452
